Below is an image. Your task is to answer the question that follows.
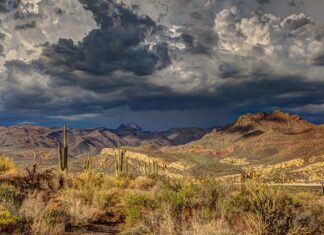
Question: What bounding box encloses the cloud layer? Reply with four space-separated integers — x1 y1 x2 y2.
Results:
0 0 324 128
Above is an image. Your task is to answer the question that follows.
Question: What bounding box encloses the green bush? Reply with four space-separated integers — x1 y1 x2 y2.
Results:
155 180 222 218
122 193 158 224
157 183 196 214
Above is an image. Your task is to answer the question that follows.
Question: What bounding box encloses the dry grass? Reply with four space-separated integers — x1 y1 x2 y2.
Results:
60 188 103 223
19 191 46 220
0 160 322 234
129 176 156 190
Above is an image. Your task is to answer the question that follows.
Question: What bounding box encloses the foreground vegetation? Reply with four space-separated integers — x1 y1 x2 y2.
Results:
0 155 323 234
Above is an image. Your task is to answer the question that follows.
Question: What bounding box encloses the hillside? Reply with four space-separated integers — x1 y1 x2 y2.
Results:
158 110 324 182
165 110 324 163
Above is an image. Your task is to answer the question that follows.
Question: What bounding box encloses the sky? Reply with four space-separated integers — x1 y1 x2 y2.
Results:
0 0 324 130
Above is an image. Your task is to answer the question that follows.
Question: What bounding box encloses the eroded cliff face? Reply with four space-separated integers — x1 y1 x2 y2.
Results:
99 147 324 183
100 147 193 178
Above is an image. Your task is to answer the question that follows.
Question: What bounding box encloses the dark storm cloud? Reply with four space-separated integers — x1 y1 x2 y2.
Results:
218 63 240 78
34 0 170 77
2 56 324 128
4 58 324 117
313 54 324 66
15 21 36 30
1 0 324 128
178 33 215 56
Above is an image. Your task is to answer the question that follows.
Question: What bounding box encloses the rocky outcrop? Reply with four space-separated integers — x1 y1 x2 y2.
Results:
229 109 314 134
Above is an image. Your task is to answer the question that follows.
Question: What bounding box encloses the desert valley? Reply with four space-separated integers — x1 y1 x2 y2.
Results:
0 110 323 234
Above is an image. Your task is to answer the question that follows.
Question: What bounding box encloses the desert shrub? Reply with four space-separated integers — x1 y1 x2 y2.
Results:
20 194 71 234
161 184 199 222
59 174 120 224
181 216 234 235
65 185 115 209
0 205 21 233
122 179 225 234
0 185 23 233
28 203 70 235
226 183 324 234
155 180 223 220
0 184 23 209
129 176 156 190
20 191 46 221
61 188 105 223
192 180 222 210
42 206 70 226
113 176 131 188
138 206 235 235
122 192 158 225
291 192 324 234
0 156 15 174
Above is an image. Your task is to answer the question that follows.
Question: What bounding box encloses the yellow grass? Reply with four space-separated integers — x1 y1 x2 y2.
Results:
0 156 16 175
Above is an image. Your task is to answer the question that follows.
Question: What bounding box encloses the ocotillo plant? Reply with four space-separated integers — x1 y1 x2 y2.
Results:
58 125 69 175
84 152 93 174
115 149 128 177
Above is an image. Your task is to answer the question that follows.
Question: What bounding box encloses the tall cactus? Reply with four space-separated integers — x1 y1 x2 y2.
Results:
115 149 128 177
58 125 69 175
151 161 158 176
153 161 158 176
144 160 159 176
84 152 93 174
144 162 148 175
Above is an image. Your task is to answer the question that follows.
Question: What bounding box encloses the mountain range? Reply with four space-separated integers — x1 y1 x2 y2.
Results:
0 122 211 160
1 110 323 168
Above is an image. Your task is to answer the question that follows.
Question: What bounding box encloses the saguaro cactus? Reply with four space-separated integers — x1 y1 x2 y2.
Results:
150 161 158 176
152 161 158 176
115 149 128 177
58 125 69 175
144 160 159 176
84 152 93 174
144 162 148 175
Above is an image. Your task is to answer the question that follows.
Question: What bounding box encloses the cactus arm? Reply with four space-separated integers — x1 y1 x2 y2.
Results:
144 162 147 175
120 150 123 173
89 152 93 172
125 156 129 176
115 152 119 177
58 144 63 170
63 125 69 175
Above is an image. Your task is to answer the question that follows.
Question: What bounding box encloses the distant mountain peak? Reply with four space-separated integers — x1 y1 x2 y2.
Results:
117 123 143 131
